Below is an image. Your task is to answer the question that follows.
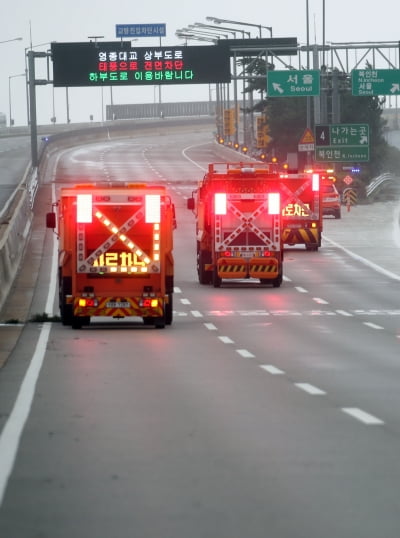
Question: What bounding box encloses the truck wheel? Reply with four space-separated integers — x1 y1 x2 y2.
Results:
72 317 83 329
71 316 90 329
198 250 212 284
60 276 73 326
165 293 173 325
154 317 166 329
212 268 221 288
272 273 283 288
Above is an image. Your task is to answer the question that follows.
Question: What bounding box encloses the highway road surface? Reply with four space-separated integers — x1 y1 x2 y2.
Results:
0 123 400 538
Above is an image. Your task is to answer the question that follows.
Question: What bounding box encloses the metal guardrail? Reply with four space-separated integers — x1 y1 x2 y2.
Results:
366 173 399 198
27 168 39 208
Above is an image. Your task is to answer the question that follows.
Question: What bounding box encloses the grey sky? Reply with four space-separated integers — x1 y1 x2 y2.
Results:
1 0 399 126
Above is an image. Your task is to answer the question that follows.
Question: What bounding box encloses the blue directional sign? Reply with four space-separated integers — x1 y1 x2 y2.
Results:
116 24 166 38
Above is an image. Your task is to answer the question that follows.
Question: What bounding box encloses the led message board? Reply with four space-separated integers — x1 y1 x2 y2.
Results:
51 42 231 87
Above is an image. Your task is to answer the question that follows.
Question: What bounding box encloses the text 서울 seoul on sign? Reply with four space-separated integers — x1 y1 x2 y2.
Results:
315 123 369 162
51 42 231 87
116 24 166 38
267 70 320 97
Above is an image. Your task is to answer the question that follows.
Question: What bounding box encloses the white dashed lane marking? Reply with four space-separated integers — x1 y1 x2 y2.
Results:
218 336 234 344
342 408 384 425
180 296 388 426
295 286 308 293
313 297 329 305
295 383 327 395
363 322 384 330
236 349 255 359
260 365 285 375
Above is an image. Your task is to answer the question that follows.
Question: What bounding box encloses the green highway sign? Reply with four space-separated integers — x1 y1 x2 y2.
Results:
315 123 369 162
315 146 369 162
267 69 320 97
352 69 400 96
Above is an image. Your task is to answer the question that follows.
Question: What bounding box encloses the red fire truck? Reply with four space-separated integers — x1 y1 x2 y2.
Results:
46 182 175 329
187 163 283 287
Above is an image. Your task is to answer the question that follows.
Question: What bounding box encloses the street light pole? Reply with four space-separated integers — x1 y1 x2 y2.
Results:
206 17 272 37
27 50 49 167
186 27 229 40
175 31 217 44
8 73 25 126
193 22 251 39
0 37 22 45
25 42 53 126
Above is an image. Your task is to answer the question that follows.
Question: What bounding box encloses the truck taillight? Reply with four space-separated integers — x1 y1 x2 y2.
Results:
77 194 93 223
268 193 280 215
78 298 98 307
145 194 161 223
140 298 159 308
312 173 320 191
215 193 227 215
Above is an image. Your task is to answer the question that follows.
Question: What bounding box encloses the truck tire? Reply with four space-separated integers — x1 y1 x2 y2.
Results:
212 268 222 288
59 276 73 326
154 316 166 329
71 317 83 329
272 273 283 288
165 293 173 325
198 249 212 284
72 315 90 329
143 313 167 328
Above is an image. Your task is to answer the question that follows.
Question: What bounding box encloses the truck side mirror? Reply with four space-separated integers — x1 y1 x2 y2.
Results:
46 212 56 229
187 198 195 210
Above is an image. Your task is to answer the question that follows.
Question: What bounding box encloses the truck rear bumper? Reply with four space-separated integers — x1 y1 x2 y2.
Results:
216 256 280 280
282 227 320 246
71 296 166 318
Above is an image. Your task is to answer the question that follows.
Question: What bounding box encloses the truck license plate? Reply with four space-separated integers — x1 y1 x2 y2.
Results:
106 301 130 308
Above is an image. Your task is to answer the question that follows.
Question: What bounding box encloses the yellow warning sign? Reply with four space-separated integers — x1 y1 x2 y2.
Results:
299 128 315 144
298 128 315 152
